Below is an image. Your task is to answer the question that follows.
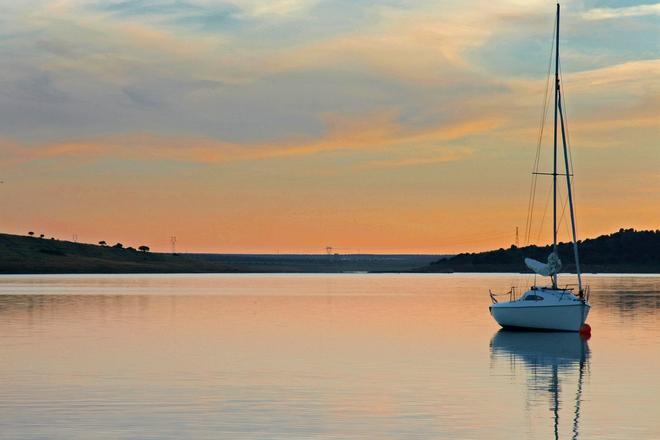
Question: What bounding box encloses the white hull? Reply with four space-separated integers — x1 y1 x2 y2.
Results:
490 288 590 331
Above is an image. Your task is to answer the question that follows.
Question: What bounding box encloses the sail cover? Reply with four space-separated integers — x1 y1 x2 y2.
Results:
525 252 562 276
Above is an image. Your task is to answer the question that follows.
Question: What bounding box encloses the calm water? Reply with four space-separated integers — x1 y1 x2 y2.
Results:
0 274 658 440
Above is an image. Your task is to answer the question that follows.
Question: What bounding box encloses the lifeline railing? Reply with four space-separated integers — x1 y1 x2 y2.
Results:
489 286 517 304
561 284 590 302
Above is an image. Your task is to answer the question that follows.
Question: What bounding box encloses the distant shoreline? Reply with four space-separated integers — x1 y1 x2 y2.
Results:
414 229 659 275
0 233 443 274
1 229 657 275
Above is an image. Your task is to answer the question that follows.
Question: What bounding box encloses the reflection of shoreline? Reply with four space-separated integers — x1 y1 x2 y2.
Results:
0 295 154 328
490 330 590 440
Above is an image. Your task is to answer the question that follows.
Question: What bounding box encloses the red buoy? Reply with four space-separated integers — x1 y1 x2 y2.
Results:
579 323 591 336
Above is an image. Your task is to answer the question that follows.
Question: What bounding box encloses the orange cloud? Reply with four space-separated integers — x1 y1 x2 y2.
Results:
1 111 501 165
262 17 492 84
360 147 473 170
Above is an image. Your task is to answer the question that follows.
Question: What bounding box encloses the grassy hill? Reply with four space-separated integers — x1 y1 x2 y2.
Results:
0 233 443 274
0 233 242 274
420 229 660 273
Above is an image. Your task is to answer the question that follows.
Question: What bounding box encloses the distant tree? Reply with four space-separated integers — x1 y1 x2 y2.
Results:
138 245 150 253
113 243 124 249
28 231 34 237
126 247 136 251
39 234 44 239
99 241 107 246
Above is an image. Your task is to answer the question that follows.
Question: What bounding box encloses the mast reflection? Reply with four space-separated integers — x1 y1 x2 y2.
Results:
490 330 590 440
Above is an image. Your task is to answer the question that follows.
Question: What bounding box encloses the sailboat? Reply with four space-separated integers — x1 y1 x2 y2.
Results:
489 3 590 332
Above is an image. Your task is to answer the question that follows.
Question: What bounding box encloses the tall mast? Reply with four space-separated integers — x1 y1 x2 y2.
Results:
553 2 583 293
552 2 560 288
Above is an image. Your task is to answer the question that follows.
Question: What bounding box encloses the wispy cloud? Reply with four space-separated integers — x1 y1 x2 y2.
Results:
582 3 660 20
361 147 473 170
566 59 660 88
0 111 498 165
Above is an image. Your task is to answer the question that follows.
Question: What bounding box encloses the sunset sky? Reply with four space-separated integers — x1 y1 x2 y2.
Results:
0 0 658 253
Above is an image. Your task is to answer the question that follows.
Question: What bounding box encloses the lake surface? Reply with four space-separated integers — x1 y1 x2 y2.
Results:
0 274 658 439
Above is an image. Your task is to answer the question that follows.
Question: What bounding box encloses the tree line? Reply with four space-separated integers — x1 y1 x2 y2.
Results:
27 232 150 253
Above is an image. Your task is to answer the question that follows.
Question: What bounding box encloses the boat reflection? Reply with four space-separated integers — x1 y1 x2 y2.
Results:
490 330 590 440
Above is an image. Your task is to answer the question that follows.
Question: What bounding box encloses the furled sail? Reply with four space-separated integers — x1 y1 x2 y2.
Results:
525 252 562 276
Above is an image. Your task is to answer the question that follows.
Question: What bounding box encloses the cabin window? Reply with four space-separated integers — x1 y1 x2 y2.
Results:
524 294 544 301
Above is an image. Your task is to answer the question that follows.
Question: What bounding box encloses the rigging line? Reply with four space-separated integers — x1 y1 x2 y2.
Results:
559 59 579 238
525 18 556 245
559 59 575 174
523 17 554 245
549 177 572 251
536 181 553 245
557 187 570 239
524 18 557 245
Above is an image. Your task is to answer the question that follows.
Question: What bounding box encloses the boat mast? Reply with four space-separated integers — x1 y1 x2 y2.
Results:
552 3 560 289
554 2 583 293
